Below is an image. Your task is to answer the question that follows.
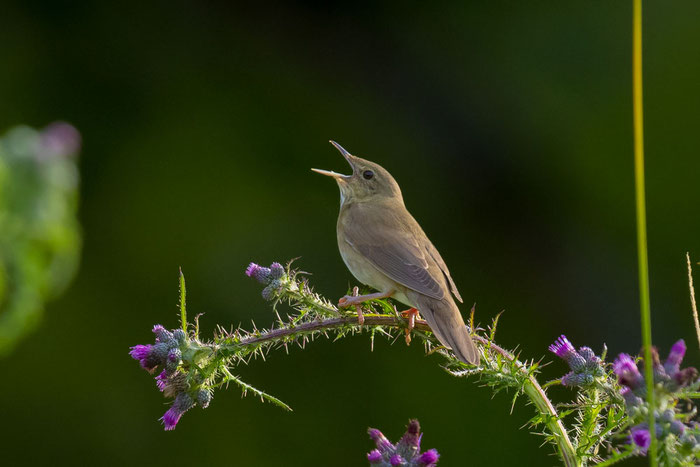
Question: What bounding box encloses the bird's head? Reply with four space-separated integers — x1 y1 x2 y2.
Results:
312 141 403 206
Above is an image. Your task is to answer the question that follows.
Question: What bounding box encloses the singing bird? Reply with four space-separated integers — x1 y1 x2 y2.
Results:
312 141 479 365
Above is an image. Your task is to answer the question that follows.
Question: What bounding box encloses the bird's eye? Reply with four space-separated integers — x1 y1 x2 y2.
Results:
362 170 374 180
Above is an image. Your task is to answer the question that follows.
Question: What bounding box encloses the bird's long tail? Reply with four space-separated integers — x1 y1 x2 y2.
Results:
413 295 479 365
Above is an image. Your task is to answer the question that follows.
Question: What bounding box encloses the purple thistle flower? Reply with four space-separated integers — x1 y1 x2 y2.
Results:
399 419 422 451
578 347 602 367
578 347 594 361
129 344 151 361
670 420 686 436
161 407 182 431
369 428 394 453
269 262 285 280
664 339 686 377
173 329 186 344
367 450 383 464
168 348 182 362
631 426 651 454
129 344 159 371
620 386 643 407
417 449 440 466
561 372 593 387
549 335 576 359
614 353 644 390
197 389 212 409
648 347 669 383
150 342 170 360
366 421 439 465
152 324 176 345
245 262 271 283
261 285 276 301
162 372 188 398
155 370 168 392
245 262 260 277
674 367 699 387
161 392 195 431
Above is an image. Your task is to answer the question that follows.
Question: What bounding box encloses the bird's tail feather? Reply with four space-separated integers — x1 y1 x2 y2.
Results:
414 296 479 365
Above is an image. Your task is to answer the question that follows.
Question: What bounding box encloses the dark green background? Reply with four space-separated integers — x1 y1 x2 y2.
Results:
1 1 699 465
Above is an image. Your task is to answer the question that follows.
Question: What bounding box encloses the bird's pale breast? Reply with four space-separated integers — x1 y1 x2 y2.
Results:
336 216 413 307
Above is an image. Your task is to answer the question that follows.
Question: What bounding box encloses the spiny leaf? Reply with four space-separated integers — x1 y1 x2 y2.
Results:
223 368 292 412
179 268 187 332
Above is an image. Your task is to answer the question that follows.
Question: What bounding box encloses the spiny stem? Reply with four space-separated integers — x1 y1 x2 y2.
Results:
632 0 657 464
221 314 578 466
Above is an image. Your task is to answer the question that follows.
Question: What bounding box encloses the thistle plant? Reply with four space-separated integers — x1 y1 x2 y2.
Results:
366 420 439 466
611 342 700 464
129 260 700 465
0 123 82 355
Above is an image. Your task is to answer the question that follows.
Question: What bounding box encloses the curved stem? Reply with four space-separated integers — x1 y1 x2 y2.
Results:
223 314 578 466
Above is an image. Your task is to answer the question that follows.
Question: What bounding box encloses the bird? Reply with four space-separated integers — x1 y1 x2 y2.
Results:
312 141 479 365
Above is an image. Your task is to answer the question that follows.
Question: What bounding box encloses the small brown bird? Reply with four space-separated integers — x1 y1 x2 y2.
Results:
312 141 479 365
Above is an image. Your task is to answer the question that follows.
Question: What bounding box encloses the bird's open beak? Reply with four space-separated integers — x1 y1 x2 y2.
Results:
311 140 355 179
310 168 345 178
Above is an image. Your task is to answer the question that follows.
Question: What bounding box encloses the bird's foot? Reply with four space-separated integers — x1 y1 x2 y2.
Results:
339 287 365 325
338 289 394 326
400 307 419 345
338 289 394 308
338 294 362 308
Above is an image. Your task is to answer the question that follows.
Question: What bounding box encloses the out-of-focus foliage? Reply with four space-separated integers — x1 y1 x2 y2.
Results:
0 123 81 355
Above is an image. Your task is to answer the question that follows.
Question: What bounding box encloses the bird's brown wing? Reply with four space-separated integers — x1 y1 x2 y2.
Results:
425 241 463 303
341 202 449 300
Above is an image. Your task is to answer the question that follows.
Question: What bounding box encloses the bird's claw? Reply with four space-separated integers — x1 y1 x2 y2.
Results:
338 287 364 325
400 308 418 345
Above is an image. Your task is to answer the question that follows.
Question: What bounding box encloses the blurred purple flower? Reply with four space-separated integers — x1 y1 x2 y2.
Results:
368 450 383 464
620 387 643 407
631 426 651 454
400 419 422 450
39 121 81 159
367 420 439 466
417 449 440 466
664 339 686 379
369 428 394 452
613 354 644 390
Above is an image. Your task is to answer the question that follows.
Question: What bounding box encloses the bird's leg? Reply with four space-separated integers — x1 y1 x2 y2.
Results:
399 308 419 345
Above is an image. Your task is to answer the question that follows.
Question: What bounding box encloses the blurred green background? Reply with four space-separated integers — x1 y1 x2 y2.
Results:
1 1 699 465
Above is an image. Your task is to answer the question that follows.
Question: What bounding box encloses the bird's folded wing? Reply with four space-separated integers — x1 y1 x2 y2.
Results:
425 241 463 303
342 206 447 300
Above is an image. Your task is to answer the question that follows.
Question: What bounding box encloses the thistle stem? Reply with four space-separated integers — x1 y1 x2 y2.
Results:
221 314 578 466
632 0 657 463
